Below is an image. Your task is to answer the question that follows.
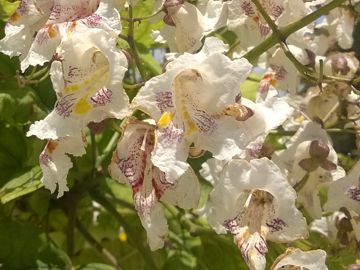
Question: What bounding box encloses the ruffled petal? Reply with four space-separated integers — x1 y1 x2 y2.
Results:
271 248 328 270
109 119 199 250
204 158 307 269
39 135 86 197
27 29 129 140
325 160 360 214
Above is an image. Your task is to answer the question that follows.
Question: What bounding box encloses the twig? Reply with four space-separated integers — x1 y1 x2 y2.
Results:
90 190 159 270
76 218 122 269
127 5 148 81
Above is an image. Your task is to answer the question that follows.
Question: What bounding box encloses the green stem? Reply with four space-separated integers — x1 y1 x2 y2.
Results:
76 218 121 269
90 190 159 270
66 203 76 259
128 5 148 81
294 173 309 192
96 132 121 168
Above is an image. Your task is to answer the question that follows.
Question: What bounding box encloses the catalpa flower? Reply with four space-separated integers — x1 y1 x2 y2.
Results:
27 29 129 140
271 248 328 270
132 37 291 182
304 87 339 126
311 211 358 245
273 121 345 219
203 158 307 270
0 0 53 60
152 0 227 53
39 135 86 198
258 45 312 95
228 0 284 38
325 161 360 241
316 52 359 80
1 0 121 71
109 119 200 250
227 0 313 53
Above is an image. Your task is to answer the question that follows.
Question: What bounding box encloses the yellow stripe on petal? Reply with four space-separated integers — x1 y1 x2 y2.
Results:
64 84 80 93
182 110 198 134
74 98 92 115
157 111 173 128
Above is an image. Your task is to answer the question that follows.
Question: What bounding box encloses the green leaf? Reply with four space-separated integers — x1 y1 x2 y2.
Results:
240 74 261 101
0 123 27 165
0 0 19 22
0 217 71 269
195 235 248 270
0 166 43 204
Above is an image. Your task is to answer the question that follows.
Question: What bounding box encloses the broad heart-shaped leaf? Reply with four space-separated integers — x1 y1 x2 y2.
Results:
0 217 71 270
0 80 48 124
194 234 249 270
0 123 27 166
0 166 43 204
0 0 19 22
75 263 116 270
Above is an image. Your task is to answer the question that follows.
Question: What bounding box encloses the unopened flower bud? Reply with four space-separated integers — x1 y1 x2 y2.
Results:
335 215 353 232
331 55 350 76
163 14 175 26
309 140 330 161
163 0 184 15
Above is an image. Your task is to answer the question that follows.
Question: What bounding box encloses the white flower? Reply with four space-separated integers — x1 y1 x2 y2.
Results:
1 0 121 71
271 248 328 270
258 45 311 95
325 161 360 216
310 211 355 245
27 28 129 140
152 1 227 53
0 0 53 59
203 157 308 270
304 86 340 126
109 119 200 250
227 0 312 52
39 135 86 197
132 37 291 182
316 53 359 80
272 121 345 219
328 7 355 50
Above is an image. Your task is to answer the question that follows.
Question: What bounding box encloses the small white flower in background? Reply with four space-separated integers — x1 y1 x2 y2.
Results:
152 0 227 53
311 211 358 245
304 86 340 126
325 161 360 242
109 119 200 250
27 29 129 140
227 0 284 38
203 157 307 270
328 7 356 50
258 45 311 95
316 53 360 80
270 248 328 270
132 37 292 182
0 0 53 59
39 135 86 198
227 0 312 52
1 0 121 71
273 121 345 219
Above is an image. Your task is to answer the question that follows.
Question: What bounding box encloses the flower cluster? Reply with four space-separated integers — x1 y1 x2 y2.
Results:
1 0 360 269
